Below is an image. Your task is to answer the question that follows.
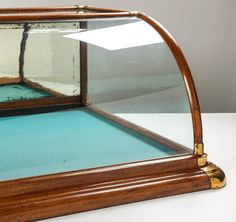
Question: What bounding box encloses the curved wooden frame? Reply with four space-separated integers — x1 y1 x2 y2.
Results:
0 6 225 222
134 12 203 145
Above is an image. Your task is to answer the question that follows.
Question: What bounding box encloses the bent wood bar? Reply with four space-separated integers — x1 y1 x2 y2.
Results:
0 5 225 222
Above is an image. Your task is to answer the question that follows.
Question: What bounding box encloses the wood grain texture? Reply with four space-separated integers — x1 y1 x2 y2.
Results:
0 96 80 109
0 6 79 13
0 96 81 117
0 154 211 221
0 5 127 13
0 155 196 197
0 77 21 85
0 12 131 21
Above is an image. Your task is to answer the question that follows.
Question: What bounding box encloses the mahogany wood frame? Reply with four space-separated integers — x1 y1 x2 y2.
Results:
0 155 211 221
0 5 225 222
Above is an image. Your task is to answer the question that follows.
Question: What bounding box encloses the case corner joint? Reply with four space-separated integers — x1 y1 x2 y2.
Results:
195 143 226 189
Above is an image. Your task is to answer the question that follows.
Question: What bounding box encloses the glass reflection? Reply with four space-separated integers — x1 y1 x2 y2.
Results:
86 18 194 149
0 23 81 103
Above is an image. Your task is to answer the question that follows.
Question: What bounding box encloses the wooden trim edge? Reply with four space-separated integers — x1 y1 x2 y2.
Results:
0 77 21 85
0 96 82 117
23 78 65 97
88 105 192 153
0 5 127 14
0 156 210 221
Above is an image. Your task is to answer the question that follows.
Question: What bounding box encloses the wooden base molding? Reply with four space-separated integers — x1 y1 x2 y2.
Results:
0 155 212 221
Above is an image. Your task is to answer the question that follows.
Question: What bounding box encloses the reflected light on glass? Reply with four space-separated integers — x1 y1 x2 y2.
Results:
28 29 84 34
64 21 164 50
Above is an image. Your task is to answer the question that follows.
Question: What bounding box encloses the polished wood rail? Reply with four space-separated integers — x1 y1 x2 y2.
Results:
0 5 127 13
0 154 211 221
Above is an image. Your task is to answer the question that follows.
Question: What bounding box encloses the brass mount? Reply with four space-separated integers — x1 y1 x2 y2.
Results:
201 162 226 189
194 143 207 166
85 94 90 105
194 143 226 189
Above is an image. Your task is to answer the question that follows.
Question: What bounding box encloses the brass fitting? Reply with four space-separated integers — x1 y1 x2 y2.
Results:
194 143 204 156
198 153 208 167
201 162 226 189
195 143 226 189
85 94 90 105
194 143 207 167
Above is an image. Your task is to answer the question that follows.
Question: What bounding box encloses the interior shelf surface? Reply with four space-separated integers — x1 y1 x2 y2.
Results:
0 108 179 181
0 83 51 102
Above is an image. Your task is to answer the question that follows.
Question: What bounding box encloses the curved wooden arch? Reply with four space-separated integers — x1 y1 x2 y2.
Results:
134 12 203 146
0 7 203 148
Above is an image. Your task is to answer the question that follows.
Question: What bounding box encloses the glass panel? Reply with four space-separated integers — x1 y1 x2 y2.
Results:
85 18 194 150
0 24 23 82
0 17 194 181
24 23 81 96
0 22 80 103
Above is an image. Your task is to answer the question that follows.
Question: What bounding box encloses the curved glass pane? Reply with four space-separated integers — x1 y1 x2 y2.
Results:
85 18 194 150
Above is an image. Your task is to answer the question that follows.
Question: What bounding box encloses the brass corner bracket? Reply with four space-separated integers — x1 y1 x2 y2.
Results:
201 162 226 189
194 143 226 189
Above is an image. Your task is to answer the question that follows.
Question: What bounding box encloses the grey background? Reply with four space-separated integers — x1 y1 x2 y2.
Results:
0 0 235 112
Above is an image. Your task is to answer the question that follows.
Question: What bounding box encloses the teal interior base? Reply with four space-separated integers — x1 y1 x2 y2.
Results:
0 83 51 102
0 108 179 181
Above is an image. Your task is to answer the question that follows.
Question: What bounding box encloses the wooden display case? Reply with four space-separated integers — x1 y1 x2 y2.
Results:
0 5 225 222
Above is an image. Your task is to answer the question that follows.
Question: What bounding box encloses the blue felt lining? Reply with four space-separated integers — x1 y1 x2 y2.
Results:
0 108 177 181
0 83 51 102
